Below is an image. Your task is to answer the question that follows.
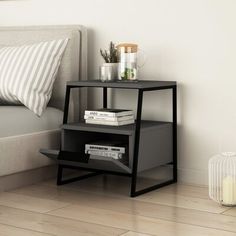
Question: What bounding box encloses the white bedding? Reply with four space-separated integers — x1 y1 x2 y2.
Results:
0 129 60 177
0 106 62 176
0 106 63 138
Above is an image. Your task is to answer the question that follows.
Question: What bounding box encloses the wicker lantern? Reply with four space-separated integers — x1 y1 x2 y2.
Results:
209 152 236 206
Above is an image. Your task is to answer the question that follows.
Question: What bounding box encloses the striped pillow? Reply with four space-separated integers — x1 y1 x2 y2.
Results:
0 39 69 116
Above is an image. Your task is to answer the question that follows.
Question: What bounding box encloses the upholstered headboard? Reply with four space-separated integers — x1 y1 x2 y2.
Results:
0 25 87 120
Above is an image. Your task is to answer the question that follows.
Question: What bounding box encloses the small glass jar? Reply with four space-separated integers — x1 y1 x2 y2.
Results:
99 63 118 82
117 43 138 81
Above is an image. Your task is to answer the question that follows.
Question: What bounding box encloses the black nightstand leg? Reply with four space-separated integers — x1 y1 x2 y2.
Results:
57 164 63 185
130 87 177 197
103 87 107 108
59 86 70 185
173 85 177 182
130 89 144 197
63 86 71 124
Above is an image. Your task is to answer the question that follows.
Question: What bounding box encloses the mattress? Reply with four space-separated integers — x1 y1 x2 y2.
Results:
0 106 63 138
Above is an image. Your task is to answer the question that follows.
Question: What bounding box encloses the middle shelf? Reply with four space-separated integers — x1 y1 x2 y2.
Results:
62 120 172 135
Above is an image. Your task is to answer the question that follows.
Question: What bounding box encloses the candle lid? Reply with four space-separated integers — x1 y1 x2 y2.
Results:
116 43 138 53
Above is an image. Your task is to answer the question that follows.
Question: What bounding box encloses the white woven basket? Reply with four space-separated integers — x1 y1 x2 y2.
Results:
209 152 236 206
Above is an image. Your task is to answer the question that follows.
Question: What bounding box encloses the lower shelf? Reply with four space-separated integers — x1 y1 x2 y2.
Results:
40 149 132 174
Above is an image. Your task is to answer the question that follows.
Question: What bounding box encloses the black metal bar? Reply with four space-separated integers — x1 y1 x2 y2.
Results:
131 179 175 197
142 86 176 91
130 89 144 197
59 163 132 177
57 171 102 185
103 87 107 108
57 164 63 185
63 86 71 124
173 85 177 182
85 86 174 91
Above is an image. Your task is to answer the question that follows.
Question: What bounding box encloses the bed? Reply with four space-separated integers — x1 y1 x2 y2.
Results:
0 25 87 190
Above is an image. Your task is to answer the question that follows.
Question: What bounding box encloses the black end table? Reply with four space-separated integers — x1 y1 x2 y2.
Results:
41 80 177 197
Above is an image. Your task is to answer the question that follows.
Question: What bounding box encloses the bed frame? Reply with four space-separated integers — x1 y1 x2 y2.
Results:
0 25 87 191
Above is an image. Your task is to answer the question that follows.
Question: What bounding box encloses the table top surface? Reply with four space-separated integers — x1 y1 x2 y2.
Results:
67 80 176 89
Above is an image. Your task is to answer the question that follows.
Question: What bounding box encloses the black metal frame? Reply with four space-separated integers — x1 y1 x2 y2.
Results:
57 83 177 197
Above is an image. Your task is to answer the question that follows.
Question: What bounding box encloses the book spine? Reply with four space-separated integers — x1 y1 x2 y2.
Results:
85 144 125 153
85 119 134 126
85 111 117 117
86 150 122 159
85 120 119 126
84 115 134 122
84 115 119 121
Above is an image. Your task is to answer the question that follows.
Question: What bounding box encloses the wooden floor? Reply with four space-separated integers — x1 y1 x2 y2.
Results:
0 174 236 236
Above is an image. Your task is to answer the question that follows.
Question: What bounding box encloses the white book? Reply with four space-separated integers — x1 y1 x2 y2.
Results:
85 119 134 126
85 150 123 159
85 109 133 118
84 115 134 122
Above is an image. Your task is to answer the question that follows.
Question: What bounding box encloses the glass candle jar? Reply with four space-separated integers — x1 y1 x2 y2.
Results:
209 152 236 206
117 43 138 81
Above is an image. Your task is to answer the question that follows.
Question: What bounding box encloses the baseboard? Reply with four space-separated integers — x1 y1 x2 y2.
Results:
178 168 208 186
0 165 57 192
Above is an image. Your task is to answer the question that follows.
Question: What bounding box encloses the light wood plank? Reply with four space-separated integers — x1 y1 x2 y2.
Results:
12 184 236 233
223 208 236 217
41 176 218 213
47 204 236 236
0 192 69 213
137 191 226 213
0 205 126 236
41 176 209 200
53 174 220 213
120 232 152 236
159 184 209 199
0 223 52 236
30 179 211 199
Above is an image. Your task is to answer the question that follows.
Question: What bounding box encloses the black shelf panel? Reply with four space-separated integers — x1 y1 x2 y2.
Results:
67 80 176 90
39 149 132 174
62 120 172 135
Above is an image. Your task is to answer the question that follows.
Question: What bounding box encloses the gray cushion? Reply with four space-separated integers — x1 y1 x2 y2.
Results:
0 106 63 138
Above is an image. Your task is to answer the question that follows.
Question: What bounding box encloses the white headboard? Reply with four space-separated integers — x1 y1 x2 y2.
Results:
0 25 87 120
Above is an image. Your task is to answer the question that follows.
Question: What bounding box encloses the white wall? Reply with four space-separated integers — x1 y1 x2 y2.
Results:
1 0 236 185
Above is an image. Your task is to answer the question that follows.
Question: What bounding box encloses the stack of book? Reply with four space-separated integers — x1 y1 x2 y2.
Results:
84 108 134 126
85 141 127 161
